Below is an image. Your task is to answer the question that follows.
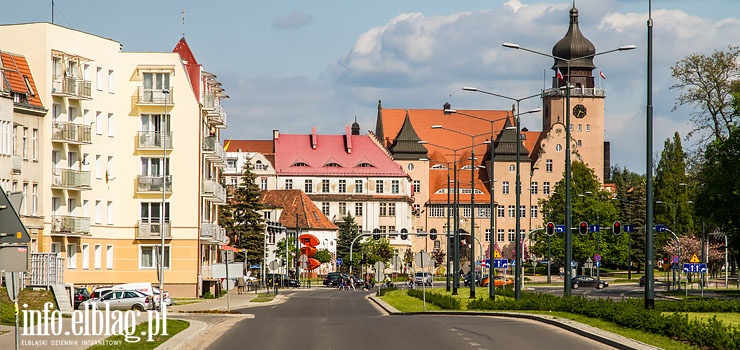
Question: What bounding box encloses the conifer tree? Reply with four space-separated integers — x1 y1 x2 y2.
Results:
219 160 265 266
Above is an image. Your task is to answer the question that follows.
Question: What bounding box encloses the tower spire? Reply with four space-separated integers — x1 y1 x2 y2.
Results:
181 10 187 38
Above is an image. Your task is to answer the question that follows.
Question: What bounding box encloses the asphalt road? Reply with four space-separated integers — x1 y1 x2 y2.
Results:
207 287 615 350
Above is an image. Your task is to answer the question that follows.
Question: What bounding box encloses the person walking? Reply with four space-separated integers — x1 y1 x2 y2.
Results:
236 275 246 294
559 266 565 280
349 276 355 290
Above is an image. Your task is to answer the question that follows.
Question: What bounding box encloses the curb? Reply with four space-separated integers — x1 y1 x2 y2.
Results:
154 317 207 350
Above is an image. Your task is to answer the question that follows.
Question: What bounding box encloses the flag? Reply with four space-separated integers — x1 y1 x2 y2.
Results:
599 70 606 80
556 68 564 80
223 138 232 151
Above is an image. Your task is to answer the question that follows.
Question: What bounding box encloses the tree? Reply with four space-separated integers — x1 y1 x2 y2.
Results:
430 249 446 273
219 160 265 267
274 236 298 268
611 167 647 273
403 249 414 274
360 238 393 266
670 45 740 143
654 132 693 240
335 214 361 273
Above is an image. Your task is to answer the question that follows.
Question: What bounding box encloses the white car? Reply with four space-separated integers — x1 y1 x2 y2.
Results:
414 272 433 286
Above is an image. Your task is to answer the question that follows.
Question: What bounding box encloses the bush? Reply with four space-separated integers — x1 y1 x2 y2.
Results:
202 291 215 299
406 289 460 310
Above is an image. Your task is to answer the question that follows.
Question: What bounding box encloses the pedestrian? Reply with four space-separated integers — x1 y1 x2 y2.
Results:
337 276 345 291
236 275 246 294
349 276 355 290
559 266 564 279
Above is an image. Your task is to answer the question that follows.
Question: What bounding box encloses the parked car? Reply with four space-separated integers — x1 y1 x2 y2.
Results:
464 271 482 287
323 272 344 287
79 290 151 311
350 275 365 288
266 273 300 287
571 275 608 289
73 287 90 309
414 272 433 286
91 286 113 299
481 276 513 287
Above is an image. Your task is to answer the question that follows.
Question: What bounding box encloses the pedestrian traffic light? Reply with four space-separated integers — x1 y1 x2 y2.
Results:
546 222 555 236
373 228 380 240
579 221 588 235
613 221 621 235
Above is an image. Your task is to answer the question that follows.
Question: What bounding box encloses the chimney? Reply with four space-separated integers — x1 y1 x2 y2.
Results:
311 127 317 149
273 130 279 153
443 102 451 111
345 125 352 154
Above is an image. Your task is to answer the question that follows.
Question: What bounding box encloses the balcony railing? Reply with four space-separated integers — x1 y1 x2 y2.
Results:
543 87 606 98
202 136 226 165
137 175 172 193
51 215 90 235
12 155 21 174
200 222 228 244
136 87 173 105
52 121 92 144
51 76 92 99
51 168 91 190
136 131 172 150
203 92 226 127
137 221 172 239
201 179 226 204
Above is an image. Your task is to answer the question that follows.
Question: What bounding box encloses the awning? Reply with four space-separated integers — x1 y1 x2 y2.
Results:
221 245 240 252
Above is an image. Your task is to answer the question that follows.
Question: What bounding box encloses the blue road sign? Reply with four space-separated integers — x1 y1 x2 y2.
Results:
555 225 565 233
493 259 509 268
596 261 601 267
624 224 634 233
484 260 490 268
655 224 667 232
590 224 600 232
682 263 707 273
336 258 343 266
672 255 679 264
571 260 576 268
594 254 602 262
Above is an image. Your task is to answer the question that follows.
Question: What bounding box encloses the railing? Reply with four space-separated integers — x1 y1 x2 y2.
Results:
137 131 172 150
12 155 21 174
136 175 172 193
51 76 91 99
136 86 174 105
201 179 227 204
543 87 606 97
51 121 92 144
203 92 226 126
203 136 226 164
28 253 65 287
136 221 172 239
51 168 91 190
201 222 228 244
51 215 91 235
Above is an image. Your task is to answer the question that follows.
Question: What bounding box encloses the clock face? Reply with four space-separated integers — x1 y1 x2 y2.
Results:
573 104 587 118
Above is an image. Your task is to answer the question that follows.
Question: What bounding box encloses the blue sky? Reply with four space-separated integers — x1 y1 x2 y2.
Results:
3 0 740 173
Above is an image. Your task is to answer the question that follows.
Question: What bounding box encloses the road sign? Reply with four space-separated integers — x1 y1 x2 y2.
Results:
555 225 565 233
590 224 600 233
594 254 601 263
690 254 700 263
624 224 634 233
493 259 509 268
571 260 576 268
414 251 432 268
336 258 343 266
484 259 490 268
375 261 385 273
672 255 679 264
299 254 309 263
682 263 707 273
655 224 667 232
392 255 402 269
269 260 279 271
493 249 502 258
0 190 30 244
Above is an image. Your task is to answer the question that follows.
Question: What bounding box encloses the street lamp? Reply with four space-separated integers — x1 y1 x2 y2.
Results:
502 43 635 296
159 88 169 311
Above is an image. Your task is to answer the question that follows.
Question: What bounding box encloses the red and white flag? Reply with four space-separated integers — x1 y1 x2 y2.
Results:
599 70 606 80
556 68 564 80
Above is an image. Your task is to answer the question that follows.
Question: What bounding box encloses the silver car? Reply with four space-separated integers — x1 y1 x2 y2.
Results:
79 290 151 311
414 272 433 286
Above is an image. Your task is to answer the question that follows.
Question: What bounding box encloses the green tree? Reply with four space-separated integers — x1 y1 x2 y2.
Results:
403 249 414 273
274 236 298 267
670 45 740 142
611 167 647 273
314 249 332 265
335 214 361 273
219 160 265 266
654 132 693 241
360 238 393 266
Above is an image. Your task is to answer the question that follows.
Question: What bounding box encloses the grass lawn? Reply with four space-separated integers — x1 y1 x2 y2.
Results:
87 319 189 350
250 293 275 303
1 287 57 326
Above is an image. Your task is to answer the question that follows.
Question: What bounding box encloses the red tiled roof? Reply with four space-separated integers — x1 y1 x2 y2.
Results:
227 140 273 154
259 189 338 230
274 133 407 177
172 38 201 100
0 51 43 108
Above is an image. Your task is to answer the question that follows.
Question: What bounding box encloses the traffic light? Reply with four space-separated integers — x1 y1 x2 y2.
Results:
400 233 408 240
613 221 621 235
429 233 437 240
579 221 588 235
373 228 381 240
546 222 555 236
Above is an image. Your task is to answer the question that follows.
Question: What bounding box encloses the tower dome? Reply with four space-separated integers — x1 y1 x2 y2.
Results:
551 2 596 88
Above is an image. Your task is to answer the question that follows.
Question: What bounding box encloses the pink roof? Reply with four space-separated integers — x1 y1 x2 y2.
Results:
274 133 407 177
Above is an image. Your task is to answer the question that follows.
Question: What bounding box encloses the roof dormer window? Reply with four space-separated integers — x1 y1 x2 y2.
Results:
324 162 341 167
356 163 374 168
292 162 310 167
23 76 34 96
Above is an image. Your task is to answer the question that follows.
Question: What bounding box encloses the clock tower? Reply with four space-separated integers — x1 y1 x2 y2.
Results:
541 4 606 182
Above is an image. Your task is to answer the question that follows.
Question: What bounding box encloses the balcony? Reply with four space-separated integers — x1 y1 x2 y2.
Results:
202 136 226 165
136 221 172 239
201 179 226 204
51 215 90 235
136 175 172 193
51 76 92 100
136 131 172 150
136 87 173 105
51 121 92 144
51 168 91 190
200 222 228 244
12 155 21 174
203 92 227 127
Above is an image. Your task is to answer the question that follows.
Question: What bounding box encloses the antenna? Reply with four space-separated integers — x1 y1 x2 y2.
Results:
181 10 186 38
51 0 55 24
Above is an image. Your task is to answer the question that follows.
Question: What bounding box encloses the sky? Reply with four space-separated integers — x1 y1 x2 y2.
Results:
2 0 740 174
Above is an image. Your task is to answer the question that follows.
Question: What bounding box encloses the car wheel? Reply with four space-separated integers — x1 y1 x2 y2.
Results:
597 283 603 289
132 304 145 312
572 283 579 289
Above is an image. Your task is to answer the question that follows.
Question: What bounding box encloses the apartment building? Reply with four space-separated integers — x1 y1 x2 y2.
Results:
0 23 227 297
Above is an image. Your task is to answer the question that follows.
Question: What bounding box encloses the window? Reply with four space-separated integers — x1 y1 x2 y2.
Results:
413 180 420 194
478 207 490 218
519 205 526 218
141 202 170 226
379 203 387 216
531 206 539 218
32 129 37 160
586 124 590 132
285 179 293 190
555 144 562 152
413 204 420 216
226 159 237 169
107 201 114 225
94 244 102 269
430 205 445 217
497 229 505 242
531 182 538 194
107 113 114 137
577 124 582 132
391 180 400 193
339 202 347 215
32 184 38 215
502 181 509 194
485 229 491 242
22 127 27 159
543 182 551 195
569 124 573 131
95 200 102 224
375 181 384 193
230 177 237 186
546 159 553 172
141 157 169 177
140 245 170 269
508 229 515 242
389 203 396 216
355 180 363 193
96 67 103 90
509 165 515 173
108 69 115 93
304 180 313 193
67 244 77 268
508 205 516 218
354 203 363 216
462 205 471 218
338 180 346 193
260 178 267 190
82 244 90 270
267 229 276 244
321 179 330 193
576 139 582 147
107 156 114 179
106 245 113 269
95 111 103 134
21 183 27 215
497 205 505 218
321 202 330 216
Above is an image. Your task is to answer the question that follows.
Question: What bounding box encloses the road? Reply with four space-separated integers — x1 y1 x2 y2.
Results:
206 286 614 350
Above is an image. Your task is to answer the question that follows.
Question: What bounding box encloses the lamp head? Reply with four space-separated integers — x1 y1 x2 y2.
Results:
618 45 637 51
462 86 478 92
443 109 457 114
418 140 429 144
502 42 520 49
431 125 442 129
